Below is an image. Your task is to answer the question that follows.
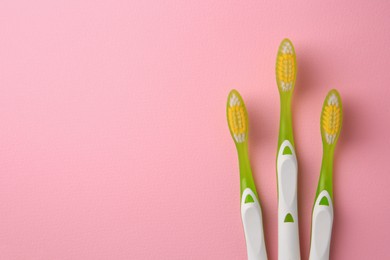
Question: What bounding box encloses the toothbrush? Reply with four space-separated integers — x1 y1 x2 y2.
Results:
275 39 301 260
226 90 268 260
309 89 343 260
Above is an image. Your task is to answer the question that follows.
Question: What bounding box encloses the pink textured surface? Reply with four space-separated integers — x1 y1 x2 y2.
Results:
1 0 389 259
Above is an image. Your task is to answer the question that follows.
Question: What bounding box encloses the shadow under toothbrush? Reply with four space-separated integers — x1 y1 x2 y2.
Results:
293 45 333 260
293 47 322 260
246 98 278 260
330 96 370 259
294 137 313 260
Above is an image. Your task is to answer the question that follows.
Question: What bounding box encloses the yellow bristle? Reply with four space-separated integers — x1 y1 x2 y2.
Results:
322 105 341 135
228 105 246 135
321 91 342 145
277 54 295 83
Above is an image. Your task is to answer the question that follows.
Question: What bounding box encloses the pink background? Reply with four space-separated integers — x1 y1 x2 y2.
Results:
1 1 390 259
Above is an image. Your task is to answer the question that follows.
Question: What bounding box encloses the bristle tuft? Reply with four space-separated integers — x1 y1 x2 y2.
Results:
276 40 296 92
227 93 247 143
281 41 293 54
322 93 342 144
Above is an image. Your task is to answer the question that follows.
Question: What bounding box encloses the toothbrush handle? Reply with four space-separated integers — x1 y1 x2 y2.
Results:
241 188 268 260
277 140 300 260
309 191 333 260
278 215 300 260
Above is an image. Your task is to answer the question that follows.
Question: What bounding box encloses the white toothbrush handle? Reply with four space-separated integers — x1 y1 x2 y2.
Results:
277 140 300 260
241 188 268 260
309 191 333 260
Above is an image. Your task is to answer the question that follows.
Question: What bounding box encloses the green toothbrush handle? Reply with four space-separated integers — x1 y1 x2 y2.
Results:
315 148 334 199
309 190 333 260
276 140 300 260
310 147 335 260
237 144 258 200
240 187 268 260
277 88 300 260
237 145 267 260
277 95 295 148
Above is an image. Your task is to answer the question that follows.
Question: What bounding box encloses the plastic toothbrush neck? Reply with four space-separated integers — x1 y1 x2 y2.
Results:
278 94 295 148
316 146 335 199
236 144 259 200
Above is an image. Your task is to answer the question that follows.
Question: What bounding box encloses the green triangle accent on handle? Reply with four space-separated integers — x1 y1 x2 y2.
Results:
284 213 294 223
319 196 329 206
282 146 293 155
244 194 254 203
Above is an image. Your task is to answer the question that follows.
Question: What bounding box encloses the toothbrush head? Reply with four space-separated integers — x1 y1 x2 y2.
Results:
276 39 297 93
227 90 248 145
321 89 343 147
